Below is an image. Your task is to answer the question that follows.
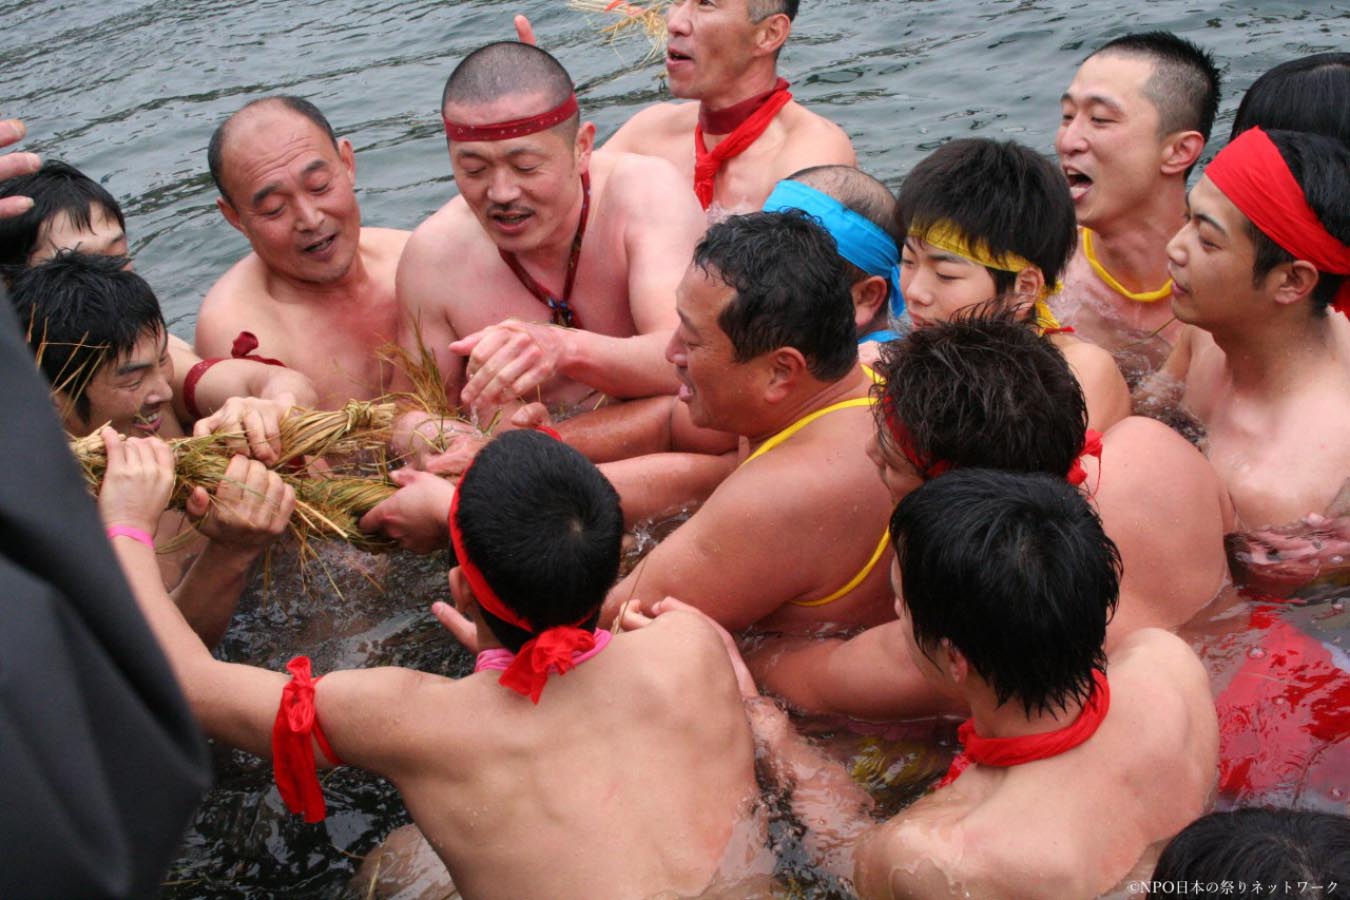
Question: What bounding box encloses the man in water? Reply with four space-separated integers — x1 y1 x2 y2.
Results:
748 309 1232 720
102 427 770 899
10 252 294 646
1157 128 1350 531
1054 31 1219 376
636 466 1217 899
196 96 409 408
0 160 318 458
602 0 855 215
397 41 705 420
599 210 894 634
761 165 903 347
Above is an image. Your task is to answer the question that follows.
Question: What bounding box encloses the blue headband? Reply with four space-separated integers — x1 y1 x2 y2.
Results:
764 179 905 319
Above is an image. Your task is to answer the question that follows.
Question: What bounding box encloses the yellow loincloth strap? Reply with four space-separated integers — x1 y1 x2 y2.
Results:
740 365 889 607
1081 227 1173 303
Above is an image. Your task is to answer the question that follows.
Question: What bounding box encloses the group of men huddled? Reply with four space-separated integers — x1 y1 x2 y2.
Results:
2 1 1348 897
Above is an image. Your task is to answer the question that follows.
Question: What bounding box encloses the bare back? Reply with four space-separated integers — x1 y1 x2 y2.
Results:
195 227 408 408
324 612 764 900
856 629 1218 900
605 100 855 216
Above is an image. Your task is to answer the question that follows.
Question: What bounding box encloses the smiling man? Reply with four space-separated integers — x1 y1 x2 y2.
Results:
603 0 854 215
1053 32 1219 376
196 96 409 408
396 41 704 419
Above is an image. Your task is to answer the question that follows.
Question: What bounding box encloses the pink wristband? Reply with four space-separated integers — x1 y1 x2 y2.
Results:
107 525 155 549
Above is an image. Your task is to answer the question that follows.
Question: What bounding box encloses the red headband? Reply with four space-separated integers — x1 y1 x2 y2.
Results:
1206 127 1350 316
443 94 579 143
882 394 1103 488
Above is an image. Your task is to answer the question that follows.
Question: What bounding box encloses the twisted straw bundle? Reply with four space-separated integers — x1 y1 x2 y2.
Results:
568 0 670 60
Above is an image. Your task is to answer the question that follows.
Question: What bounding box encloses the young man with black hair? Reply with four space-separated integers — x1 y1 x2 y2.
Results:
747 308 1231 719
10 252 295 646
100 427 770 900
634 467 1217 899
595 0 855 215
198 96 410 408
1054 31 1220 373
1158 128 1350 532
392 40 703 427
895 137 1130 431
0 159 318 457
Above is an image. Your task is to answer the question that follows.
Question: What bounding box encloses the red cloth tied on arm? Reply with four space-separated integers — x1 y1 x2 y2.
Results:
693 80 792 210
936 669 1110 789
1206 127 1350 316
443 94 579 143
271 656 342 823
182 330 288 420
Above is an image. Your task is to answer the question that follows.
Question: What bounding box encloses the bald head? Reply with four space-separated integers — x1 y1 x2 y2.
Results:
442 41 575 122
787 164 896 235
207 96 338 205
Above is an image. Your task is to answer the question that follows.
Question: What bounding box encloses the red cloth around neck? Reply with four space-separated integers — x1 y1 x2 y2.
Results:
698 77 790 135
693 80 792 210
499 626 601 703
936 669 1110 789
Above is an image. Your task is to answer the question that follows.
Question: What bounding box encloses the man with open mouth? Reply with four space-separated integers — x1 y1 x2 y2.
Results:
1052 31 1220 380
196 96 411 409
603 0 855 216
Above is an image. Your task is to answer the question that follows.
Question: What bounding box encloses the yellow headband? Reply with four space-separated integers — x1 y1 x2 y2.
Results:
909 221 1064 330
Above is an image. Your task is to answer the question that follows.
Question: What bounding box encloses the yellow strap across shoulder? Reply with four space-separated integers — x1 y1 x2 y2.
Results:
787 528 891 608
741 366 881 466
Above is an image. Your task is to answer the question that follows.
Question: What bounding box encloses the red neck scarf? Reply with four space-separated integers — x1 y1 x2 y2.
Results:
448 449 601 703
497 171 591 329
1206 127 1350 317
936 669 1110 789
693 78 792 210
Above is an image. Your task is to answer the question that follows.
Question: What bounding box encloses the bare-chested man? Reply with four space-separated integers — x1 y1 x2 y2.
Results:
603 0 855 215
639 466 1216 899
103 427 769 900
602 210 894 634
0 159 318 453
748 310 1231 720
1053 32 1220 378
196 96 409 408
11 252 294 647
1158 128 1350 530
397 41 704 419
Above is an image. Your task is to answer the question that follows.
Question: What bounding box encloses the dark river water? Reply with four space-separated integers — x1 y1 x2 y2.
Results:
4 0 1348 897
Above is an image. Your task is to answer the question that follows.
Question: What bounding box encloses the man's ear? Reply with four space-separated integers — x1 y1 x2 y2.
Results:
1013 266 1046 298
1271 259 1322 308
574 121 597 172
448 566 475 614
764 346 808 402
1160 130 1205 177
52 388 85 435
337 137 356 180
752 12 791 58
216 195 243 233
941 639 969 685
851 275 889 331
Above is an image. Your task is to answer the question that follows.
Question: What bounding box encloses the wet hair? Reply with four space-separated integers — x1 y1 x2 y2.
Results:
454 429 623 654
1091 31 1221 146
873 304 1087 478
1149 808 1350 897
1244 130 1350 313
0 161 126 276
897 139 1077 294
8 251 164 422
694 210 858 382
748 0 798 22
441 42 578 140
207 96 339 206
890 467 1120 717
1230 53 1350 144
788 164 897 289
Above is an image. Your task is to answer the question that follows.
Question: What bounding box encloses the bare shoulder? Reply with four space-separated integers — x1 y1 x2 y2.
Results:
605 101 698 150
398 199 481 287
779 100 855 163
1111 627 1208 689
1103 414 1201 469
361 226 412 258
196 254 273 351
598 148 692 202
